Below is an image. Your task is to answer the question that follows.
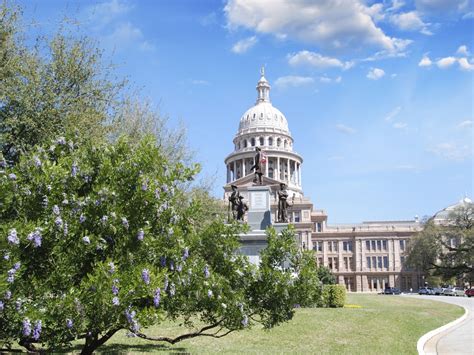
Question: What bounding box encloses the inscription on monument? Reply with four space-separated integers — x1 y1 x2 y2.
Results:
251 191 267 210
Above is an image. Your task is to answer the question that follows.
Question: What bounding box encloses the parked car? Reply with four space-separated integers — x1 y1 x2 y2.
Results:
384 287 401 295
432 287 444 295
418 287 434 295
443 287 454 296
452 287 466 296
465 288 474 297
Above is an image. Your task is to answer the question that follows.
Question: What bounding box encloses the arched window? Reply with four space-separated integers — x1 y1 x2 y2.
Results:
284 140 288 148
244 140 248 148
253 113 256 119
259 137 264 146
237 141 241 150
269 168 274 179
268 137 273 146
251 138 255 146
277 138 281 147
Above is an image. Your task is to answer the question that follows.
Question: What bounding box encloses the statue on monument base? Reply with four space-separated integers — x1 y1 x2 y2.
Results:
277 183 294 223
236 195 249 221
250 146 264 185
228 184 240 220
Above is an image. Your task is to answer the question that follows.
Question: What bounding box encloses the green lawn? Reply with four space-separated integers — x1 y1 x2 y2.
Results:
68 294 463 354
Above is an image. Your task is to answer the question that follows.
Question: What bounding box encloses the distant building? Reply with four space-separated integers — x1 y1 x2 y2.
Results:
223 70 468 292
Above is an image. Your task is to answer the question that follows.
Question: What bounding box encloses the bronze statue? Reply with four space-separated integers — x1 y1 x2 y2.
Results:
250 146 263 185
236 195 249 221
277 183 292 223
228 184 240 220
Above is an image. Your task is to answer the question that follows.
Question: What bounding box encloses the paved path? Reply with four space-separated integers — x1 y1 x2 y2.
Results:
405 295 473 355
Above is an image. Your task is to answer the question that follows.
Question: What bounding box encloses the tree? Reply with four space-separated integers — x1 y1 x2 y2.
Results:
0 2 124 164
316 265 336 285
0 135 320 354
406 205 474 286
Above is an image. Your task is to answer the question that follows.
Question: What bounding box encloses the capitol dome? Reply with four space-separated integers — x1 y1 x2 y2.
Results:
224 68 303 195
432 197 473 223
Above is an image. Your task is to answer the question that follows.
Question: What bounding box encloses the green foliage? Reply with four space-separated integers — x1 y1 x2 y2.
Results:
406 205 474 284
316 265 336 285
321 285 346 308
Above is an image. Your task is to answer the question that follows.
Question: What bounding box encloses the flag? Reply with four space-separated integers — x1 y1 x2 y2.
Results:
260 151 267 164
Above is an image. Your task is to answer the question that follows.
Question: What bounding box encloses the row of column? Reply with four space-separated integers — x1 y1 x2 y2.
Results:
226 156 302 186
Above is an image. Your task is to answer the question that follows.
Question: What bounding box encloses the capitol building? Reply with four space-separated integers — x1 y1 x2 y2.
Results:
223 69 472 293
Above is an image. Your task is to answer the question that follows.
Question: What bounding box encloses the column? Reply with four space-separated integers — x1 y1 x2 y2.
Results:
298 164 302 186
354 239 360 272
287 158 290 182
388 239 394 271
232 161 236 180
226 164 231 183
338 241 343 271
242 158 246 177
265 156 269 177
277 157 280 181
394 239 400 271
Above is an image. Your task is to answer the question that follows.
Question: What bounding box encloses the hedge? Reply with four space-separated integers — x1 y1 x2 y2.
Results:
321 285 346 308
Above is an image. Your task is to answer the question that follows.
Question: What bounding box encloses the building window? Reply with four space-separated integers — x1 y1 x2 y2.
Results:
316 222 322 232
244 140 248 148
251 138 255 146
268 137 273 146
382 240 387 250
269 168 274 179
372 256 377 269
277 138 281 147
367 256 371 269
366 240 370 251
313 241 322 252
253 113 256 119
259 137 264 146
343 241 353 252
294 211 300 223
400 240 406 251
378 256 382 269
377 240 382 250
371 240 376 250
383 256 388 269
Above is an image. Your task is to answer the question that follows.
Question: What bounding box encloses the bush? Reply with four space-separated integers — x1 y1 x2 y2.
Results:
321 285 346 308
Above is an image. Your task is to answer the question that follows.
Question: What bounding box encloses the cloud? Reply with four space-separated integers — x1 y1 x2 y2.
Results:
427 142 471 161
367 68 385 80
231 36 258 54
415 0 472 15
385 106 402 121
418 55 432 67
390 11 432 35
274 76 314 89
458 57 474 71
457 120 472 128
387 0 406 12
224 0 410 53
457 45 470 56
436 56 457 68
288 51 354 70
319 76 342 84
393 122 408 129
86 0 132 28
104 22 155 52
335 124 356 134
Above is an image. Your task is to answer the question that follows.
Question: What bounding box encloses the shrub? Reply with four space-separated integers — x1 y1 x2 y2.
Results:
321 285 346 308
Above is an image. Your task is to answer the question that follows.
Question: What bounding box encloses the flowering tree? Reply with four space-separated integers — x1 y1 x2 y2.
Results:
0 136 318 354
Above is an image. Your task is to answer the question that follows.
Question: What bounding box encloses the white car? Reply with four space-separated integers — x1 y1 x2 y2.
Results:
443 287 465 296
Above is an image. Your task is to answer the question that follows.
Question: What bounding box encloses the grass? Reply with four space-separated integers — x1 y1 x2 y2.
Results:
70 294 464 355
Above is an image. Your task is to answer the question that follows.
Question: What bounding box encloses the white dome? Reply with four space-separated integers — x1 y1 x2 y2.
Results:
238 102 290 135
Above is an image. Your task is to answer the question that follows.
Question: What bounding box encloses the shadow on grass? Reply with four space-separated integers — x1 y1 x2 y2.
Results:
66 342 190 354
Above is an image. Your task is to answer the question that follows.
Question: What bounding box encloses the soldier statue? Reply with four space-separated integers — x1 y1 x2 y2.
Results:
236 195 249 221
277 183 292 223
228 184 240 220
250 146 263 185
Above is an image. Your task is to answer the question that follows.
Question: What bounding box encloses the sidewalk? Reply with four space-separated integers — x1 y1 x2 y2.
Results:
405 294 473 355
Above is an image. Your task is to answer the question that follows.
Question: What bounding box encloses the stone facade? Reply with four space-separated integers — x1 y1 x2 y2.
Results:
223 70 464 292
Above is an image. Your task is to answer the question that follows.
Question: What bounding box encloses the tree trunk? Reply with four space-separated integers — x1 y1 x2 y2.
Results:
80 329 119 355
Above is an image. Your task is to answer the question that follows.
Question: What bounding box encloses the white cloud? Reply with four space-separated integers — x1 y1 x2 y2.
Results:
274 76 314 89
463 11 474 19
288 51 353 70
87 0 132 28
418 55 433 67
436 56 457 68
387 0 406 12
319 75 342 84
335 124 356 134
231 36 258 54
225 0 409 53
457 120 472 128
390 11 432 35
104 22 154 52
385 106 402 122
457 45 470 56
393 122 408 129
458 57 474 71
427 142 471 161
416 0 472 15
367 68 385 80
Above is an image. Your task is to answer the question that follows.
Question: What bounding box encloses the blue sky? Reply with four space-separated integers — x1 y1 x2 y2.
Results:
17 0 473 223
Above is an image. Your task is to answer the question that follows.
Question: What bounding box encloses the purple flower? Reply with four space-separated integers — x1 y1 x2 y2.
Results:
7 229 19 245
177 263 182 272
4 253 10 260
153 288 161 307
56 137 66 145
5 291 12 299
63 222 68 236
55 216 63 228
137 229 144 241
15 299 22 311
204 265 210 279
0 301 4 311
112 297 120 306
46 185 52 191
53 205 60 215
22 318 31 337
168 227 174 237
66 319 73 329
141 180 148 191
160 256 166 267
141 269 150 285
101 215 108 224
169 283 175 297
242 315 248 327
7 273 14 283
121 217 129 229
182 248 189 261
207 290 213 298
33 156 42 167
79 214 86 223
28 229 42 247
8 173 16 180
125 309 140 332
13 262 21 270
112 284 119 295
0 159 6 168
71 163 78 177
82 236 90 244
42 196 48 208
33 320 42 340
164 275 169 291
108 262 115 274
170 261 174 271
154 189 160 199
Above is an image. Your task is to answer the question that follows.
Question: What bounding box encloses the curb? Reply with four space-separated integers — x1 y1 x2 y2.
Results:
417 302 469 355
